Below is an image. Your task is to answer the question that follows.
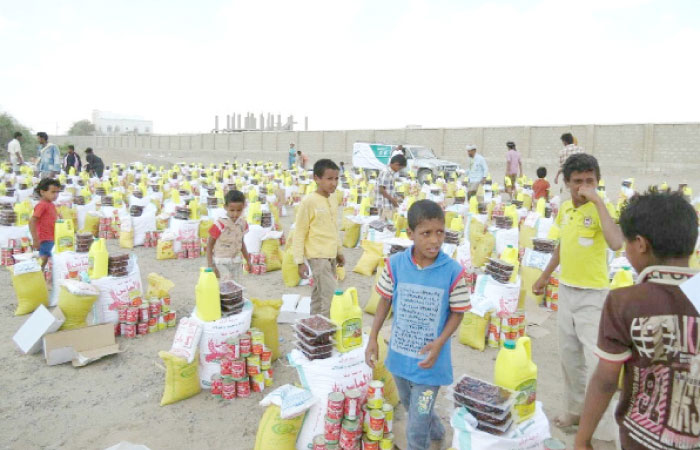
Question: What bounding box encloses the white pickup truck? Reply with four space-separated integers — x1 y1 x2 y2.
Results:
351 142 461 183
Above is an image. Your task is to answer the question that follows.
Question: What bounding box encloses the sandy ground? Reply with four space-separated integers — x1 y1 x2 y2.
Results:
0 199 624 450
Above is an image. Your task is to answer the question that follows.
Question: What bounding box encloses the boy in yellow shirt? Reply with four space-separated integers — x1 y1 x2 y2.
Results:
533 153 623 442
293 159 345 316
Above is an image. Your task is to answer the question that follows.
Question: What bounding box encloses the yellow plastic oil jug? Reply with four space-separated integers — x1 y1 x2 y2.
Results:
611 266 634 289
14 201 31 226
360 197 371 216
195 267 221 322
469 196 478 214
88 238 109 279
535 198 546 217
189 198 200 220
494 337 537 422
449 215 464 233
171 189 181 204
247 202 262 225
54 219 75 254
330 288 363 353
500 245 519 283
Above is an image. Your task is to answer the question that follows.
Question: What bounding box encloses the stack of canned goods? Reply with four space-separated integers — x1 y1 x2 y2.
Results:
98 216 119 239
210 328 274 401
314 382 394 450
248 253 267 275
176 239 201 259
116 296 176 338
142 231 161 248
1 237 31 266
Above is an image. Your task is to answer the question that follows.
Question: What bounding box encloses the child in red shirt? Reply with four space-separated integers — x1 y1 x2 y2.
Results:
532 166 550 201
30 178 60 270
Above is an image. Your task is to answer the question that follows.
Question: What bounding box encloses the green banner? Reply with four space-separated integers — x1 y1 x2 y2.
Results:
370 144 392 165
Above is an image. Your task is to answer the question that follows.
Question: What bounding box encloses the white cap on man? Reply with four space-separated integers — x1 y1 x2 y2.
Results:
465 144 477 151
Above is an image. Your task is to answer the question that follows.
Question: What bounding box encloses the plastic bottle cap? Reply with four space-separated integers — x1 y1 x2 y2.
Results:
507 244 513 248
623 266 631 271
204 268 213 273
335 290 343 295
504 340 516 349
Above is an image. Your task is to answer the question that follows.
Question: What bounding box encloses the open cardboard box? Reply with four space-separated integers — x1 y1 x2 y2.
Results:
43 323 122 367
13 305 66 354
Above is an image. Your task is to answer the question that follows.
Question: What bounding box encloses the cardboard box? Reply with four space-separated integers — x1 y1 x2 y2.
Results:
43 323 122 367
13 305 66 354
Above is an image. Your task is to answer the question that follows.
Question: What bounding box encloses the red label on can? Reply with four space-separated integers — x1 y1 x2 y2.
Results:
118 308 128 322
222 382 236 400
121 323 136 338
211 378 223 395
137 322 149 335
220 358 233 376
344 396 360 420
125 307 138 323
237 380 250 398
139 307 149 322
252 343 263 355
231 360 246 379
324 419 341 442
149 302 162 317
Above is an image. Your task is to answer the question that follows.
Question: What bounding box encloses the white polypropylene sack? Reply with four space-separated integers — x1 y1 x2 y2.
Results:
244 224 268 254
0 224 30 248
289 339 372 450
61 279 100 296
536 217 554 239
132 204 157 246
190 300 253 389
89 257 143 325
454 242 472 271
495 227 519 257
259 384 318 419
169 218 200 253
76 201 98 230
51 251 91 306
451 402 550 450
170 317 203 364
470 273 521 317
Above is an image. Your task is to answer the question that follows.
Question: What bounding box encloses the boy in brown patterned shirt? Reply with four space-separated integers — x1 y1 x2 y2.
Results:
575 191 699 450
206 190 251 282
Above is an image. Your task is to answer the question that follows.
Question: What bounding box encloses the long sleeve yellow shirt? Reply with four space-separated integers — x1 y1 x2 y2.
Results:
292 191 342 264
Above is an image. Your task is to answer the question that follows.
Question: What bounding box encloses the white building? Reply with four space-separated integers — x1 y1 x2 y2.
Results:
92 110 153 135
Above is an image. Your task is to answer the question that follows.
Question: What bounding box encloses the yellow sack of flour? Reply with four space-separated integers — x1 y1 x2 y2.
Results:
520 265 545 308
119 230 134 249
340 207 356 231
458 312 490 351
80 212 100 236
261 239 283 272
519 223 537 250
282 249 301 287
470 229 495 268
58 280 99 330
198 219 213 240
254 405 305 450
364 271 383 315
157 239 175 260
336 265 346 281
374 332 400 407
251 299 283 361
11 262 49 316
343 222 361 248
353 240 384 276
147 273 175 299
159 351 201 406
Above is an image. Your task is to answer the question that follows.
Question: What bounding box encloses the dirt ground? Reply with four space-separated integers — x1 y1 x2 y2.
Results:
0 197 626 450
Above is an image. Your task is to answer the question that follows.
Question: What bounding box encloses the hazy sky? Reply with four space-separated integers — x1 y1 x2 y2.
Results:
1 0 698 135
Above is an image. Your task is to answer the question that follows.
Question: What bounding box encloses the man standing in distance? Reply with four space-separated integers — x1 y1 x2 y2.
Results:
376 154 407 222
554 133 583 189
288 143 296 169
466 144 488 199
505 141 522 197
7 131 24 174
36 132 61 178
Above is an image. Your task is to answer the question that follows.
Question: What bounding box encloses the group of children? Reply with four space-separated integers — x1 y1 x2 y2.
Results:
26 151 699 449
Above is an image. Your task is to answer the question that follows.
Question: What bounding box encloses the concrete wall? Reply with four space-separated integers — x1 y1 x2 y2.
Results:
55 123 700 194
